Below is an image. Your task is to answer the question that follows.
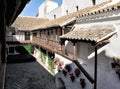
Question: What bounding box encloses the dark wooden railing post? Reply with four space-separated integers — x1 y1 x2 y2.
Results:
61 39 65 54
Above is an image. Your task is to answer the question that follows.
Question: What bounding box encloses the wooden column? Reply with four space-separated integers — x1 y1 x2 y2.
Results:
62 26 65 35
55 29 57 41
94 46 98 89
73 42 76 60
61 39 65 54
0 0 6 63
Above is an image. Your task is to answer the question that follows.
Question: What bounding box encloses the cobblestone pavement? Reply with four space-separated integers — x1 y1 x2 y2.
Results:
5 61 57 89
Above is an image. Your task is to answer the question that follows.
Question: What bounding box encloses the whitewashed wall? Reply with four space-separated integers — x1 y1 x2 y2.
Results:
61 0 92 16
76 42 120 89
46 7 62 20
38 0 59 18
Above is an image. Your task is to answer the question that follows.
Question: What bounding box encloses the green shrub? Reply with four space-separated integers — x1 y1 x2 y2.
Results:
48 57 55 74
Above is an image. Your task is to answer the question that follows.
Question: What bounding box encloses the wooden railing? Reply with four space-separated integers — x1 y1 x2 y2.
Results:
32 37 61 51
6 36 73 60
6 36 31 43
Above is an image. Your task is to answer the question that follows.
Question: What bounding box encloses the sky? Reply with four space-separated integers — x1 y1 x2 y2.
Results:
20 0 62 16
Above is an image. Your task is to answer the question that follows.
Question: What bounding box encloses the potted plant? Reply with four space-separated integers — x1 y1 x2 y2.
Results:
57 61 64 72
53 57 60 68
70 73 75 82
65 65 71 72
74 68 81 77
62 69 67 76
80 78 86 88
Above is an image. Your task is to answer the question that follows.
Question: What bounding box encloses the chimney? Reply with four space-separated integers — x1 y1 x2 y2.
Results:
76 6 79 11
66 10 68 15
92 0 96 5
54 14 56 19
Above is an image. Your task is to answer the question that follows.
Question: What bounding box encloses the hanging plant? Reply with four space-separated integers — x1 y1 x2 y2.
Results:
74 68 81 77
70 73 75 82
65 65 71 72
80 78 86 88
62 69 67 76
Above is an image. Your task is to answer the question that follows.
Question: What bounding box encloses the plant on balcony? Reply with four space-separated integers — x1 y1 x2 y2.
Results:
53 57 60 68
74 68 81 77
57 61 64 72
65 65 71 72
62 69 67 76
41 52 46 64
48 57 55 74
80 78 86 88
70 73 75 82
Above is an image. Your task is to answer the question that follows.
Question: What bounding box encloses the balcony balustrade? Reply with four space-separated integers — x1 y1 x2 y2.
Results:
6 36 73 60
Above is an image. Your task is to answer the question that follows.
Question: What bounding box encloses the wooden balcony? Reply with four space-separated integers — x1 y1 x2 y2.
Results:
32 37 73 60
6 36 31 44
6 36 73 60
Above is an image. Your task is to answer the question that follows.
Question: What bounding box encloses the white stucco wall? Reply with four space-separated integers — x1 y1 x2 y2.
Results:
38 0 59 18
76 42 120 89
62 0 93 15
46 6 62 19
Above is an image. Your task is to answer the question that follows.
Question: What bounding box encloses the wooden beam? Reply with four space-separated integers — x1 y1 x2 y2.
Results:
62 26 65 35
61 39 65 54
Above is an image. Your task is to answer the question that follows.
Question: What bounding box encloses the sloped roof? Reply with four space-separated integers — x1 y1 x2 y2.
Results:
11 16 49 31
60 25 116 43
11 0 111 31
81 0 120 16
34 0 111 30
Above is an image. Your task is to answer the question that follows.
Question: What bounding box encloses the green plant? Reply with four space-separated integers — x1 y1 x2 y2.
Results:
48 57 55 74
41 52 46 64
23 45 31 54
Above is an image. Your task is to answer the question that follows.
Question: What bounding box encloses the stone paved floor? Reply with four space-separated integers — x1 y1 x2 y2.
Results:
5 61 57 89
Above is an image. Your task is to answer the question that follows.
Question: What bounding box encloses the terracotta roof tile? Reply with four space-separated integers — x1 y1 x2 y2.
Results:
11 16 49 31
34 0 111 30
60 25 116 43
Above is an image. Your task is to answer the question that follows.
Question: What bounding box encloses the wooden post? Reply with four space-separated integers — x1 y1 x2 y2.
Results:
73 42 76 60
0 0 6 63
94 46 98 89
61 39 65 54
62 26 65 35
55 29 57 41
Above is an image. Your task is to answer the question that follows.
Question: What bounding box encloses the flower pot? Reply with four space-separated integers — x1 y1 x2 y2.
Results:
75 68 80 77
80 78 86 88
65 65 71 72
62 69 67 76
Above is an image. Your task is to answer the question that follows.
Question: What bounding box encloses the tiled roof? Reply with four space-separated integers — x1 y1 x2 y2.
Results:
11 0 111 31
11 16 49 31
81 0 120 16
60 25 116 43
33 0 112 30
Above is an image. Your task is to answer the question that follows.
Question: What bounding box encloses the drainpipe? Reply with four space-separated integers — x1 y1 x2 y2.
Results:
94 46 98 89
